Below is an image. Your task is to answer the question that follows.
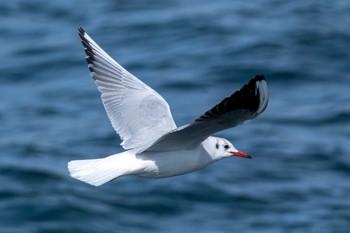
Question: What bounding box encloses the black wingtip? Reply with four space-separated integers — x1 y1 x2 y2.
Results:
253 74 265 81
77 27 95 69
195 74 268 122
78 27 85 35
78 28 93 55
239 74 267 111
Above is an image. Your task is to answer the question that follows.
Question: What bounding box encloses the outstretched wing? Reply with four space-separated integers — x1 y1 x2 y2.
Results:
78 28 177 150
141 75 268 152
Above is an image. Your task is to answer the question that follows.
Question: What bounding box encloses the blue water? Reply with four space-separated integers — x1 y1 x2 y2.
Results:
1 1 350 232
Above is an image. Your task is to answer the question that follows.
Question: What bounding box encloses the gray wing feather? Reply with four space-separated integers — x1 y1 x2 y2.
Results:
141 75 268 153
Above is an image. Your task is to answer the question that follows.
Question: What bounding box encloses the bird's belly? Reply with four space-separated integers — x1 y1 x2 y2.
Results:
135 148 212 178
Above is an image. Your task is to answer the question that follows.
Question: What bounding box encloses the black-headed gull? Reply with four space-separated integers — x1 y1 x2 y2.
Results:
68 28 269 186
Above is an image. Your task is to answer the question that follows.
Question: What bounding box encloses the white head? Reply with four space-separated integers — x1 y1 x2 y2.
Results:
204 136 251 161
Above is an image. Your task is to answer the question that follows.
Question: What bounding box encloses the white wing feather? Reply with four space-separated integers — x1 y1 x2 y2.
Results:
79 28 177 150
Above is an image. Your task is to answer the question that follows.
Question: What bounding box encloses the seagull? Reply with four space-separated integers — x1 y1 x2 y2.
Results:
68 27 268 186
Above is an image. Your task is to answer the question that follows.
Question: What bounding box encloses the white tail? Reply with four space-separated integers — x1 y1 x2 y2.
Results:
68 154 129 186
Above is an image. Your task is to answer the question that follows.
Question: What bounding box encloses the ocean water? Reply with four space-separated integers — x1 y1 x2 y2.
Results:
1 0 350 232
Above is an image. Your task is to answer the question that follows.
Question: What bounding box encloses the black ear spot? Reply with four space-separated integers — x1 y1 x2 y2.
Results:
216 143 219 149
224 145 229 149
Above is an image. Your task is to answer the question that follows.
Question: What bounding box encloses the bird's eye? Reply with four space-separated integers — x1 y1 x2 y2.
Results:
224 145 229 149
215 143 219 149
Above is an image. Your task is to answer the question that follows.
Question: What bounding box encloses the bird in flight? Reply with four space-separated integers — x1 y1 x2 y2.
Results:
68 28 268 186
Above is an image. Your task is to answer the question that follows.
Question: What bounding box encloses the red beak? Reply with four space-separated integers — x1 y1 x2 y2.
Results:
230 151 252 159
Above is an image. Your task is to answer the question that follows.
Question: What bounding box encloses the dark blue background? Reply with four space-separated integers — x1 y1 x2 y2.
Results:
1 1 349 232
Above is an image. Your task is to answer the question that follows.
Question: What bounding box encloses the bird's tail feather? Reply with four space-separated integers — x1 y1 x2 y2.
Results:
68 156 128 186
